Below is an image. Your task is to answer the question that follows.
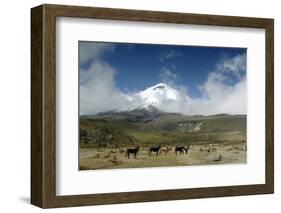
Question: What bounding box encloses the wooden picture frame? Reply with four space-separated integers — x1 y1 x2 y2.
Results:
31 4 274 208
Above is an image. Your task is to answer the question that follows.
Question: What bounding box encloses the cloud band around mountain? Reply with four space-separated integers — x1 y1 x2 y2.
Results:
79 43 246 116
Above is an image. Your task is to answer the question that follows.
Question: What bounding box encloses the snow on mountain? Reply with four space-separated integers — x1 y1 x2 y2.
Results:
136 83 180 109
125 83 194 113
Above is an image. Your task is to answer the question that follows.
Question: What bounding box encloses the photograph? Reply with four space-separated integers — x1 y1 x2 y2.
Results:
30 3 274 208
79 41 247 170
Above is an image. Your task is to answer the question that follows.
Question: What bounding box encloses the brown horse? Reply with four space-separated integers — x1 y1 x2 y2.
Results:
125 146 140 159
160 145 171 155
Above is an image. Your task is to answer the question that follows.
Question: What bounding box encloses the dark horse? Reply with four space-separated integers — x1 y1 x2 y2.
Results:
184 145 190 154
175 145 190 155
125 146 140 159
149 145 161 156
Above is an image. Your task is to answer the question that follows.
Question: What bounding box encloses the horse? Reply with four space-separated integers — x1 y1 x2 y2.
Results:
125 146 140 159
160 145 172 155
175 146 185 155
183 145 191 154
149 145 161 156
175 145 191 155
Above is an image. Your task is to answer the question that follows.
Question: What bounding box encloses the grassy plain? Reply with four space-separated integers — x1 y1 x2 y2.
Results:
79 112 246 170
79 142 246 170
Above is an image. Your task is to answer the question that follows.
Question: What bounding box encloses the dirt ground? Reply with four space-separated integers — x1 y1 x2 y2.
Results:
79 142 247 170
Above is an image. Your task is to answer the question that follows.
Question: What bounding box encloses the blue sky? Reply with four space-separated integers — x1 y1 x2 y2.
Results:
79 42 246 99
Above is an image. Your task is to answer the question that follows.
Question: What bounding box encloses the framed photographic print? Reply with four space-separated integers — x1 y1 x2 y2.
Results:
31 4 274 208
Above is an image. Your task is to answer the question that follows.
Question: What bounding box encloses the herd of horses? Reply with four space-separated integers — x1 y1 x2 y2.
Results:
125 145 190 159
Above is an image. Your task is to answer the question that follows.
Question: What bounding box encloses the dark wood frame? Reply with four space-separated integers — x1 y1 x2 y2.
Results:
31 4 274 208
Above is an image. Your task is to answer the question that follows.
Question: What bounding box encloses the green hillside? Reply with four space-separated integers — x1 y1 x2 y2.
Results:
80 112 246 148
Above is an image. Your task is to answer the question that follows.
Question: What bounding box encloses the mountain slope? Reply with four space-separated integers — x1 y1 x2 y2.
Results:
80 113 246 148
126 83 193 113
135 83 180 109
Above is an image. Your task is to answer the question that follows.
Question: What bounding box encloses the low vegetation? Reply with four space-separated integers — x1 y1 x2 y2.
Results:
79 111 246 170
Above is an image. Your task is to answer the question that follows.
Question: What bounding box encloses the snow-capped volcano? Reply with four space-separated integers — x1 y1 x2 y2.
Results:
136 83 180 109
92 83 194 115
126 83 194 113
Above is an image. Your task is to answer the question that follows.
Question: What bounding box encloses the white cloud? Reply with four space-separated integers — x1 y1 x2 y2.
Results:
190 77 247 115
188 53 247 115
159 49 183 62
156 53 247 115
217 53 246 79
159 65 178 85
80 53 247 116
79 42 134 115
159 65 192 99
80 61 131 115
79 42 115 65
